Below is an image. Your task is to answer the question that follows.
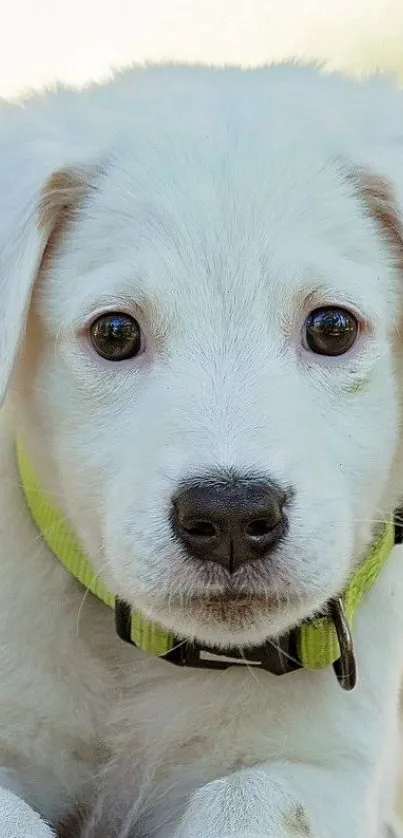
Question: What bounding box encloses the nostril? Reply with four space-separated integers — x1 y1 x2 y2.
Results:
182 519 219 541
245 518 274 539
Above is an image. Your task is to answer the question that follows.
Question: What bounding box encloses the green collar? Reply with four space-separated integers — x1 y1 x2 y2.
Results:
17 442 398 691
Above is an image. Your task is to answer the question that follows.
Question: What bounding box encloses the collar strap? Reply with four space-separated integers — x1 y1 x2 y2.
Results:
17 443 399 691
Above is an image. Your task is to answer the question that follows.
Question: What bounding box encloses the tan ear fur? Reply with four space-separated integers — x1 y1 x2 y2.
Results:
38 167 91 271
353 169 403 271
0 166 91 406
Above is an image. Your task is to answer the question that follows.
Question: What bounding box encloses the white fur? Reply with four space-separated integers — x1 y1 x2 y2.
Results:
1 63 403 837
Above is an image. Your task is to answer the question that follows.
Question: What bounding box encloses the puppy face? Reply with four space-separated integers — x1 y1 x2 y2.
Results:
5 65 403 648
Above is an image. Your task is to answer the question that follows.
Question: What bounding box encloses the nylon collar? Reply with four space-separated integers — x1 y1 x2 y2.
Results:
17 443 400 691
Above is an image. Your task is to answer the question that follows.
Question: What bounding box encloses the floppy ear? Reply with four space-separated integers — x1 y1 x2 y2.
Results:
0 141 91 406
352 168 403 270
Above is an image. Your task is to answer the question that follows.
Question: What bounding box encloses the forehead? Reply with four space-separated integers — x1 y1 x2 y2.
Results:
45 67 395 328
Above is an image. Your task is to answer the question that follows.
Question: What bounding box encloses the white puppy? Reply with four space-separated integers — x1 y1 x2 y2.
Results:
1 63 403 838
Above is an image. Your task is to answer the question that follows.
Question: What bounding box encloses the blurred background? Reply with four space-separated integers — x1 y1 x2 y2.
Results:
1 0 403 100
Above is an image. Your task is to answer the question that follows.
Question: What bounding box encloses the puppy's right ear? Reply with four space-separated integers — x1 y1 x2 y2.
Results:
0 121 91 406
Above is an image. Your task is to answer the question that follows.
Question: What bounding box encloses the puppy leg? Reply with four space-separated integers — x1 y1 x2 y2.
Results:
172 762 375 838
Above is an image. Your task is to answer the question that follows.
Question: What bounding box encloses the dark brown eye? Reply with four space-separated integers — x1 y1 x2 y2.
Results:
90 313 142 361
304 307 358 356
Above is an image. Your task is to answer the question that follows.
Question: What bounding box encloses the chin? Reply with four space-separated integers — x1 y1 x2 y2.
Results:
137 591 318 649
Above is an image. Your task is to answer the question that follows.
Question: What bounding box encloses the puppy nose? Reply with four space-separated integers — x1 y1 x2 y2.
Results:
171 475 286 573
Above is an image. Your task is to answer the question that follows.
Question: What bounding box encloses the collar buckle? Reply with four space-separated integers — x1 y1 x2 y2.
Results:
163 634 302 674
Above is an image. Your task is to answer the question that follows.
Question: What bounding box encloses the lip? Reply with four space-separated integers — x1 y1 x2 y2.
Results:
179 593 290 620
136 589 311 648
186 590 296 607
188 594 279 606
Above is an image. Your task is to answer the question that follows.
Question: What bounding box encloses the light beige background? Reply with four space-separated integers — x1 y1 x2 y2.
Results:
1 0 403 100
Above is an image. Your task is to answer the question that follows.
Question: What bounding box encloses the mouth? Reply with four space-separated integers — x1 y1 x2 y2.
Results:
148 590 310 646
182 592 294 621
132 559 317 647
188 592 288 612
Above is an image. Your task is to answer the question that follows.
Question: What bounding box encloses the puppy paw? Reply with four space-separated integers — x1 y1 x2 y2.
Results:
174 770 315 838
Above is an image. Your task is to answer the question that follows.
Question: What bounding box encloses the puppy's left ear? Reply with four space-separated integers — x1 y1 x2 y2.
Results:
0 156 91 406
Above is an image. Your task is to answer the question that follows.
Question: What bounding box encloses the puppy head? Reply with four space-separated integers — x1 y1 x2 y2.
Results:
3 65 403 648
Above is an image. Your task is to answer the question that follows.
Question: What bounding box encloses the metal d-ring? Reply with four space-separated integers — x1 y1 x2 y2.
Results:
329 597 357 691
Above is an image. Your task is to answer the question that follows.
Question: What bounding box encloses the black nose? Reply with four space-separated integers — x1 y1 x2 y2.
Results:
171 474 287 573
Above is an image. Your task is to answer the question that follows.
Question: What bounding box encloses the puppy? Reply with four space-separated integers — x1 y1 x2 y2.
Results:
1 63 403 837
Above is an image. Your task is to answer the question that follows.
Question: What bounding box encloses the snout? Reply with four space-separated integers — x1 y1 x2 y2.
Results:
171 472 288 573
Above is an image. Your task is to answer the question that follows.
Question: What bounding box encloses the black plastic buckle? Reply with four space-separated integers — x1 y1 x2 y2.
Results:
163 633 302 675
